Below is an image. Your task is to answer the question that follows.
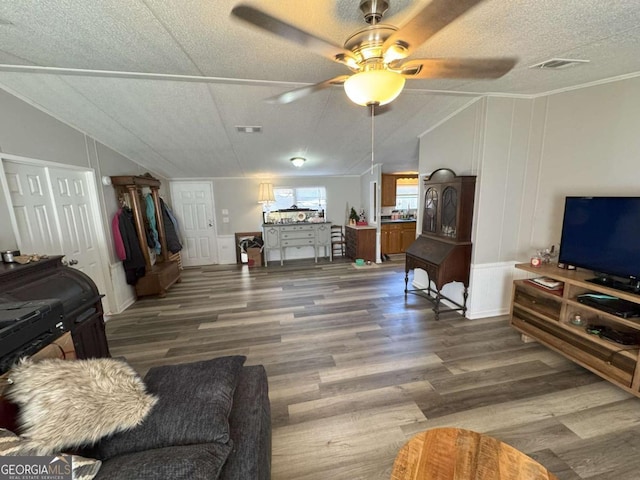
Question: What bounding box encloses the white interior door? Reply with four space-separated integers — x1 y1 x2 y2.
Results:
3 159 109 309
170 181 218 267
3 162 62 254
48 167 108 298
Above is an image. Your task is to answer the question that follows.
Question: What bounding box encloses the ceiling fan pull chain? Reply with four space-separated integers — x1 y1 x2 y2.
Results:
370 103 375 175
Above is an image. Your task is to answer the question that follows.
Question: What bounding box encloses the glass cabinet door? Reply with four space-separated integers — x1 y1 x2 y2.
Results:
423 187 438 234
441 186 458 238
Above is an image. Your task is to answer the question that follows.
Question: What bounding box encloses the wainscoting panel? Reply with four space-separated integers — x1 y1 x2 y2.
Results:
109 262 136 314
466 261 536 319
216 235 237 265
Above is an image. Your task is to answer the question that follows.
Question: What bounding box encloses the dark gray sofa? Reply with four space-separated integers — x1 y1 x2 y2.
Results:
86 356 271 480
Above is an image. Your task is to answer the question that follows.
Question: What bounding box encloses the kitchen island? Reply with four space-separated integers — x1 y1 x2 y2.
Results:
345 224 377 262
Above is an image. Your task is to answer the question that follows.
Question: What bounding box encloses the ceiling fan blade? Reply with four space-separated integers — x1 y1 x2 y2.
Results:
231 5 357 68
383 0 486 57
392 57 517 79
266 75 350 104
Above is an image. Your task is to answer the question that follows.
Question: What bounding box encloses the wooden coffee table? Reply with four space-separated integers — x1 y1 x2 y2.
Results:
391 428 559 480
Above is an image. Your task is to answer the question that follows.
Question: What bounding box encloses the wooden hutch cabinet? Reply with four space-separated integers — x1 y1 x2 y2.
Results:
405 169 476 319
111 175 180 298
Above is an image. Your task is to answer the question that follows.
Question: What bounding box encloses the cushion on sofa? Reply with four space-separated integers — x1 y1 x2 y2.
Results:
219 365 271 480
0 428 102 480
93 356 246 460
94 443 232 480
5 358 157 454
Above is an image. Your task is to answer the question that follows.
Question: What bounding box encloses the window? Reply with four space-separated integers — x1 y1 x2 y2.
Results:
268 186 327 211
395 183 418 211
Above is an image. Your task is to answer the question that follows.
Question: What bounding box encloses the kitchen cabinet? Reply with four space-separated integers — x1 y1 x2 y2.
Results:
381 174 397 207
381 222 416 254
511 262 640 397
400 222 416 252
345 226 376 262
381 224 400 254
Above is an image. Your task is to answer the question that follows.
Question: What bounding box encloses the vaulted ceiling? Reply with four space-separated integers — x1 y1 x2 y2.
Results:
0 1 639 178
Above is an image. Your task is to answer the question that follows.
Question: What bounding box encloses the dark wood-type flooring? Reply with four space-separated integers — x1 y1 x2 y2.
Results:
106 257 640 480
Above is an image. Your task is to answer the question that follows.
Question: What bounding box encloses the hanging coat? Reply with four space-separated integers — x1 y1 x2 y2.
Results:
160 198 183 254
111 208 127 261
145 194 161 254
119 207 146 285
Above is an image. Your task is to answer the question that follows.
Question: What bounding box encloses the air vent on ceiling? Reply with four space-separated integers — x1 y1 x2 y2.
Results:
529 58 590 70
236 126 262 133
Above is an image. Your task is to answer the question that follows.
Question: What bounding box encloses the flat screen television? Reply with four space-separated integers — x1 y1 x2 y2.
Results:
558 196 640 291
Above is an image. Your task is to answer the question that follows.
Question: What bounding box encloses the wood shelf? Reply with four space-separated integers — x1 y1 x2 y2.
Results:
511 263 640 395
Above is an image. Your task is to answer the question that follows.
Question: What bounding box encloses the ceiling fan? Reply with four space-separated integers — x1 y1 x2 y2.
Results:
231 0 517 107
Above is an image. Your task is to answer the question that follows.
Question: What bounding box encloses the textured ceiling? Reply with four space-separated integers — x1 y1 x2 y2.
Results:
0 0 639 178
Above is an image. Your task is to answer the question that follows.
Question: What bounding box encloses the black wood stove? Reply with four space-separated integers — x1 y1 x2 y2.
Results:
0 256 110 373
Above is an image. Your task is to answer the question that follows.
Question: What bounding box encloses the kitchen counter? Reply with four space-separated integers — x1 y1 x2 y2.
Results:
346 224 377 230
381 219 416 224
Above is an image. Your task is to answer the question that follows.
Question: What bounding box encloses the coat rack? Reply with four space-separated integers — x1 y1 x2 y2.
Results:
111 175 181 297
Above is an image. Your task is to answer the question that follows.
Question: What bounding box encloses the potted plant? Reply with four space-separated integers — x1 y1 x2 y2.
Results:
349 207 359 226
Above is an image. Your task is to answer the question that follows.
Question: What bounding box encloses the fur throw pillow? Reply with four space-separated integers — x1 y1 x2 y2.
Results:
6 358 157 454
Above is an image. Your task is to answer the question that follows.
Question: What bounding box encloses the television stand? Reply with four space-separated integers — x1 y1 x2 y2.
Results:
510 263 640 399
587 276 640 295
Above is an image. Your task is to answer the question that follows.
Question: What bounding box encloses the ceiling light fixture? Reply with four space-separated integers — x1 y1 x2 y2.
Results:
290 157 306 167
343 67 405 106
236 125 262 133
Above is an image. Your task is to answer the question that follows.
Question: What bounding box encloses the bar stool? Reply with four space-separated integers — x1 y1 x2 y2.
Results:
331 225 345 257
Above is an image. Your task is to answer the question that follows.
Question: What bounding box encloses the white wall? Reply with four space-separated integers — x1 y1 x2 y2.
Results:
527 77 640 251
211 175 362 236
418 76 640 318
359 164 382 261
0 88 164 313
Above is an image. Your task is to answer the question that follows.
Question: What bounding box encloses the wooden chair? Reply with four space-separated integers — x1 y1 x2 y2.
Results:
331 224 346 257
391 428 558 480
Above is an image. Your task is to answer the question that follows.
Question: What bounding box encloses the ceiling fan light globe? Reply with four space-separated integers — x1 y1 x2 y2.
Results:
344 70 405 106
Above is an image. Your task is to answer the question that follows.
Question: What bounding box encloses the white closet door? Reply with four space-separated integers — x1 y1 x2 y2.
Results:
48 167 108 299
3 162 61 254
3 160 109 308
